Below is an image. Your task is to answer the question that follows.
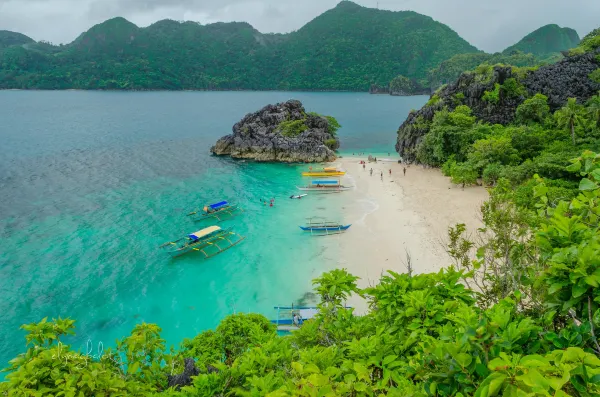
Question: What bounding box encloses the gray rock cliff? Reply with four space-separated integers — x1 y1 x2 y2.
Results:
211 100 339 162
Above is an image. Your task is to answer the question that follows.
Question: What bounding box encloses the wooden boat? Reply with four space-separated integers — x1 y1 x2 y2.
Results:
271 304 351 333
297 179 352 192
302 171 345 177
160 226 245 258
299 219 352 236
271 306 319 333
187 200 243 222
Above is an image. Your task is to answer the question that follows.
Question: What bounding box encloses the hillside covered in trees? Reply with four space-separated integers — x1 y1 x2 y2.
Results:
396 28 600 210
0 1 479 91
379 25 579 96
503 24 581 57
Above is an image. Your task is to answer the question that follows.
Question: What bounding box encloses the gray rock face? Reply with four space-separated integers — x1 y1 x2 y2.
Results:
396 50 600 162
211 100 339 162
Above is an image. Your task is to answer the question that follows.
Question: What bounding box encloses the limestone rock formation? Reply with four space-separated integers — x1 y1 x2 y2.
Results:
211 100 339 162
396 50 600 162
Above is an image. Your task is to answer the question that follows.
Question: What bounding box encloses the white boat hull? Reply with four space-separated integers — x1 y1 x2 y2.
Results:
297 186 352 192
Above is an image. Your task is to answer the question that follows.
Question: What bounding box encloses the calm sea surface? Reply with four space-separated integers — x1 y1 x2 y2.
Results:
0 91 427 367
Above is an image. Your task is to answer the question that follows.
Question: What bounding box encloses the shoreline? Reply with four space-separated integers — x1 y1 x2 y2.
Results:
320 156 488 313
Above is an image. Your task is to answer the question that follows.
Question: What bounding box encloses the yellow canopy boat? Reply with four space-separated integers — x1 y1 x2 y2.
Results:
302 171 345 177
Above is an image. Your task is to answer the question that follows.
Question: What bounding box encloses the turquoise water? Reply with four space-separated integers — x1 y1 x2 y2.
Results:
0 91 427 368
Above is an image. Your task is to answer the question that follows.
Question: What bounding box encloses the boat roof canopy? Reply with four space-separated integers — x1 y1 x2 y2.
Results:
209 201 228 209
189 226 221 240
312 180 339 185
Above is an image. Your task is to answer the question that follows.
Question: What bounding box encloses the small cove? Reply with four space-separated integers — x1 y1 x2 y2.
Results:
0 91 427 367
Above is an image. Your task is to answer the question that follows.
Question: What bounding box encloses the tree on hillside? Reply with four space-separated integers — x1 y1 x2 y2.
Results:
555 98 585 144
515 93 550 124
586 92 600 127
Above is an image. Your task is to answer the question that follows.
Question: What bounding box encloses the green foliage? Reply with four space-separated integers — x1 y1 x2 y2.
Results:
482 83 501 103
425 94 441 107
0 2 480 91
483 78 526 104
516 93 551 124
324 116 341 136
555 98 587 144
389 75 426 95
428 51 546 91
277 119 308 137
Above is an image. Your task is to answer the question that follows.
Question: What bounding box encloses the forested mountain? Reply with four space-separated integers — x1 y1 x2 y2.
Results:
0 1 479 90
0 31 34 49
503 24 580 56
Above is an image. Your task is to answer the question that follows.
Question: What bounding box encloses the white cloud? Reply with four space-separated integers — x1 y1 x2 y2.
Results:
0 0 598 52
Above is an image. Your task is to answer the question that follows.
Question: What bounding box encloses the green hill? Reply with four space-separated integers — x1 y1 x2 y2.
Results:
0 30 34 49
0 1 479 90
503 24 580 56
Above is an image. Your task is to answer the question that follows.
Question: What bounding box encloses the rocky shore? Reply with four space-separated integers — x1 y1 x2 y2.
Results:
211 100 340 162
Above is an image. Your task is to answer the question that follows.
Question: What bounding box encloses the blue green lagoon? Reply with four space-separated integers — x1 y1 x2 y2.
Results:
0 91 427 367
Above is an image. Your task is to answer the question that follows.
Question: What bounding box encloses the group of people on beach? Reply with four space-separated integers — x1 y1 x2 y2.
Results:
365 164 407 179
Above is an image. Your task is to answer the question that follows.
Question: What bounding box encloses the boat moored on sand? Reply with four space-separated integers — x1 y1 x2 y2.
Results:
297 179 352 192
159 225 245 258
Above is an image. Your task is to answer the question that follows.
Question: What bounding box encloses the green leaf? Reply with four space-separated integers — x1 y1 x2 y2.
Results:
572 282 588 299
488 357 510 371
579 178 598 191
516 369 549 389
304 363 320 374
354 382 367 392
382 355 397 366
566 161 582 172
127 361 139 375
455 353 473 368
291 362 303 374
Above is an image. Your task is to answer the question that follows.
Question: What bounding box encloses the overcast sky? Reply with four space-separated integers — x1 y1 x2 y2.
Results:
1 0 599 53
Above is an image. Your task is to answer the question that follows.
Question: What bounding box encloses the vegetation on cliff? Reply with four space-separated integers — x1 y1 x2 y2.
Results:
503 24 580 57
2 155 600 395
0 1 478 91
397 28 600 206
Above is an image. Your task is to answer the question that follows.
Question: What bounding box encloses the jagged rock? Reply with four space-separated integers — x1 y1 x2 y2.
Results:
168 358 199 389
396 50 600 162
211 100 339 162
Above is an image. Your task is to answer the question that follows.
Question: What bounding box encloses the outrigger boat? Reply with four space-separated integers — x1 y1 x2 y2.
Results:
302 169 346 177
271 306 319 333
187 201 243 222
271 304 351 333
159 226 245 258
297 179 352 192
299 218 352 236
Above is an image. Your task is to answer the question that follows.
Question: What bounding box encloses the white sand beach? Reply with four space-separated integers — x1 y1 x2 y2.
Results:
319 156 489 313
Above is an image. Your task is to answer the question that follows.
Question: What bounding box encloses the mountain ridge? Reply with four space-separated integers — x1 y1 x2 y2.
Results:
0 1 479 91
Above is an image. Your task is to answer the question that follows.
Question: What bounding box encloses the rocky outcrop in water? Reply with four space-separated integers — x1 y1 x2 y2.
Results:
396 50 600 162
211 100 339 162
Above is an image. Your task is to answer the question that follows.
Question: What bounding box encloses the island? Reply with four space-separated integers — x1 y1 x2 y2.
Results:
210 100 340 162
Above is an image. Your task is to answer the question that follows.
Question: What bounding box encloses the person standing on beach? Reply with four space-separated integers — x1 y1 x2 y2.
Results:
380 171 383 181
389 169 391 176
363 163 366 170
403 167 407 176
370 168 373 176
